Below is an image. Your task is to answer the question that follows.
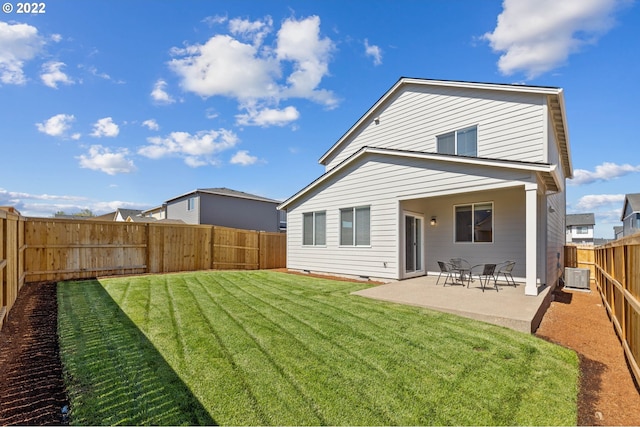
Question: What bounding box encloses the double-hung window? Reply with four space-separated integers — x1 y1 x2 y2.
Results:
303 211 326 246
340 206 370 246
576 226 588 235
437 126 477 157
455 202 493 243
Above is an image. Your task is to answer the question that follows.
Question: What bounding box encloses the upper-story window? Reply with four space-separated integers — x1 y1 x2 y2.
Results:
575 226 589 235
187 197 196 211
437 126 477 157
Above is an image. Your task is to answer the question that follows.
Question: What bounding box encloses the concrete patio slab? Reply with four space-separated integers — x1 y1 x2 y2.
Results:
352 275 554 333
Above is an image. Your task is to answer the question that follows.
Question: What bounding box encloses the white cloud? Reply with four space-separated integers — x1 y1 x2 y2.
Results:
169 34 280 100
570 162 640 185
574 194 625 210
91 117 120 138
236 105 299 127
138 129 239 167
276 16 337 107
36 113 75 137
364 39 383 66
151 79 175 104
142 119 159 131
483 0 624 78
230 150 258 166
77 145 136 175
0 21 45 85
168 15 338 125
229 16 273 46
40 61 74 88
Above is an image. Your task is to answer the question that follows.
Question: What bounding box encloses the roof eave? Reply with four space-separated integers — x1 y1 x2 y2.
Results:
279 147 556 210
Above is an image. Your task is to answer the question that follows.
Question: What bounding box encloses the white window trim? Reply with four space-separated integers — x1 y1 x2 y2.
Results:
453 201 494 244
302 211 326 246
339 206 371 247
187 197 196 211
437 125 478 156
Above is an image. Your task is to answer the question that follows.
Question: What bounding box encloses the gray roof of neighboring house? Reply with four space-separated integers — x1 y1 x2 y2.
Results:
566 213 595 226
165 187 281 204
116 208 143 219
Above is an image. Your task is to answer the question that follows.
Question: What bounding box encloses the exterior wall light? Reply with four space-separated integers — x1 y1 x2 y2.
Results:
430 217 437 226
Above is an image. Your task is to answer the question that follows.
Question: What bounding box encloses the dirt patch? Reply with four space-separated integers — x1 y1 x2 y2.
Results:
536 282 640 426
0 274 638 425
0 282 68 425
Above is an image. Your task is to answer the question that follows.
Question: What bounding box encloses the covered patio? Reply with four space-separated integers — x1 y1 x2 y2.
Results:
352 275 554 333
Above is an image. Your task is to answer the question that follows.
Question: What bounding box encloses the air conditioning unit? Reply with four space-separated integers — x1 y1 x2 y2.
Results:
565 267 590 290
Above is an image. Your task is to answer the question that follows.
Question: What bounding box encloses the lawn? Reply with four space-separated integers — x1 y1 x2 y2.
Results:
58 270 578 425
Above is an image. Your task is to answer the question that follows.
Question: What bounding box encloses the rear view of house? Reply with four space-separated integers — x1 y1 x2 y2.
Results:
279 78 573 296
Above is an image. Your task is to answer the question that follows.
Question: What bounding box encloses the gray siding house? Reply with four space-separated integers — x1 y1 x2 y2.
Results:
165 188 284 232
621 193 640 237
279 78 573 296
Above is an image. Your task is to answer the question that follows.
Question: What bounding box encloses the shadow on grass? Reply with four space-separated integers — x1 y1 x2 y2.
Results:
58 279 216 426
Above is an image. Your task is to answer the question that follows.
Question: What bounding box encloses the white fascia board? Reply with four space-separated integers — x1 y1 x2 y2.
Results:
278 147 554 210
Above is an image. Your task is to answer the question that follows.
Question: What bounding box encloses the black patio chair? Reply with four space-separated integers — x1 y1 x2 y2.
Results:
449 258 472 285
436 261 456 286
471 263 498 292
495 261 516 287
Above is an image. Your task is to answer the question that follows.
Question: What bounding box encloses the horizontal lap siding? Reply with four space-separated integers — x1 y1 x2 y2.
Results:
287 156 536 279
325 86 546 170
407 187 527 278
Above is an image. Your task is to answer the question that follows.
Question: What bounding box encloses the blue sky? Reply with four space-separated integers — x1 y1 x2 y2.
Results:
1 0 638 238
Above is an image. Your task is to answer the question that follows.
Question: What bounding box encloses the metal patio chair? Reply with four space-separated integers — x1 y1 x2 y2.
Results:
436 261 456 286
495 261 516 287
471 263 498 292
449 258 472 285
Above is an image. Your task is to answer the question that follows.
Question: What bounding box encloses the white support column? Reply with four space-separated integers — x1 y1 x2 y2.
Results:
525 184 538 296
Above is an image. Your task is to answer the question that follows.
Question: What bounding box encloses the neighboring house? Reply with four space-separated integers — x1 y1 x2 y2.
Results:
614 226 624 240
621 193 640 237
566 213 595 245
165 187 284 232
115 209 143 222
141 205 166 220
279 77 572 296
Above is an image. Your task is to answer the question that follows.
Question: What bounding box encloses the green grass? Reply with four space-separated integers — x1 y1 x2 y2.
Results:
58 270 578 425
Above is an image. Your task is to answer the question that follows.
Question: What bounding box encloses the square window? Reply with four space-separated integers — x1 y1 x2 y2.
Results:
455 202 493 243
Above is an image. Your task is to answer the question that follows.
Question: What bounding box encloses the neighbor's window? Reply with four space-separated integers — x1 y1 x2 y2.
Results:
303 211 326 246
576 226 588 234
340 206 370 246
187 197 196 211
455 202 493 243
437 126 477 157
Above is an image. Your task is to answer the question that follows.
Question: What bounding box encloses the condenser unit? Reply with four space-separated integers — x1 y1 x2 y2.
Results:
564 267 590 290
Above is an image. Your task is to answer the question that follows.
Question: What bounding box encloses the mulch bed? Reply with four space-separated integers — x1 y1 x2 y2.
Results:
0 276 639 425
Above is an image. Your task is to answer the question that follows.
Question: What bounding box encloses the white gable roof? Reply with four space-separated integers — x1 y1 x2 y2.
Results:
318 77 572 179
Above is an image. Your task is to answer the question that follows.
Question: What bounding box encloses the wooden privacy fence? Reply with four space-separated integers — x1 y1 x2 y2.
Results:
568 236 640 386
24 218 286 283
0 207 26 330
0 212 285 327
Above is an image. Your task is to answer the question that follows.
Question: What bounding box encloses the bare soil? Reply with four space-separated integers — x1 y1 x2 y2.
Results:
0 276 638 425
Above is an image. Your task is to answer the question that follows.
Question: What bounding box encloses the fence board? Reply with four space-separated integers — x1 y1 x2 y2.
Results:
582 233 640 388
0 207 25 329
